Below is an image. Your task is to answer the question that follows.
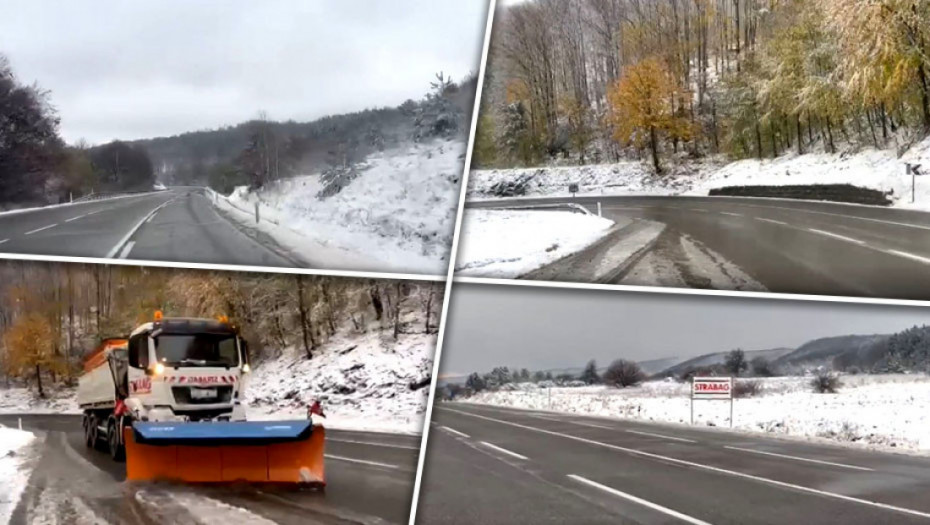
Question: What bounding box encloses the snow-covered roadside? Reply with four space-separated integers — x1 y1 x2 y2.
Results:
0 388 78 415
455 209 615 278
245 331 435 435
467 135 930 211
0 427 37 525
215 138 465 276
464 374 930 454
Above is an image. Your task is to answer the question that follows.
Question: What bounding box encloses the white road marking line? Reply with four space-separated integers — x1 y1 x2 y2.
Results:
479 441 529 460
0 239 7 245
105 199 173 258
755 217 788 226
24 223 57 235
65 214 86 222
118 241 135 259
720 211 743 217
568 475 712 525
627 430 697 443
689 208 708 212
762 205 930 232
886 249 930 265
440 425 470 439
440 407 930 519
324 454 399 469
146 212 157 223
806 228 866 245
724 446 873 472
327 438 420 450
569 421 615 430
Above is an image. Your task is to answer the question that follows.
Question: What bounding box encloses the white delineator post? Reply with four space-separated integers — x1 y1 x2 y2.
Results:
597 202 602 217
691 377 733 427
254 202 260 224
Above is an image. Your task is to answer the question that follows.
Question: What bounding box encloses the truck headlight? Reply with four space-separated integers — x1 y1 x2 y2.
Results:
242 363 250 373
154 363 165 375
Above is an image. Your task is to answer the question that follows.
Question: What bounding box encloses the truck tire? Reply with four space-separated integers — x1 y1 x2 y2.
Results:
84 413 97 448
107 417 125 462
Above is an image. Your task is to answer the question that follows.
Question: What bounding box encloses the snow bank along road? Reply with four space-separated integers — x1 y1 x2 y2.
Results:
1 414 419 524
417 403 930 525
467 196 930 299
0 189 298 267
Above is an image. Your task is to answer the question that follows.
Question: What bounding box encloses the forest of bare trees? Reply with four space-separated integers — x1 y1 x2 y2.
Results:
0 262 442 397
474 0 930 173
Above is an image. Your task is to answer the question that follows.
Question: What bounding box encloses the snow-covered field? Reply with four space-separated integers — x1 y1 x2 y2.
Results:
465 374 930 454
245 330 435 434
468 136 930 211
0 427 36 524
217 138 465 275
455 209 615 278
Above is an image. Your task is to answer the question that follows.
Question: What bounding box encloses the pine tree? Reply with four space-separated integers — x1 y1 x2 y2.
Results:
580 359 600 384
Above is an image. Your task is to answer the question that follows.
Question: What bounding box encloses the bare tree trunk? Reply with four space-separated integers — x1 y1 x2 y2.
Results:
296 275 313 359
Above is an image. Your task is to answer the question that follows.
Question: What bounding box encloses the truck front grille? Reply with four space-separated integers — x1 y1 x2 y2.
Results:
171 385 233 405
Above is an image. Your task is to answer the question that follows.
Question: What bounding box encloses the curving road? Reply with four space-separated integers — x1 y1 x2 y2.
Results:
2 414 420 524
417 403 930 524
0 190 298 268
467 196 930 299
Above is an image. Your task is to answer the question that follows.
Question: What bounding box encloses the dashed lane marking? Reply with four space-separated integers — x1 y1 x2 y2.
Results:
569 475 713 525
807 228 867 245
441 425 470 439
118 241 135 259
24 223 57 235
328 438 420 450
756 217 789 226
479 441 529 461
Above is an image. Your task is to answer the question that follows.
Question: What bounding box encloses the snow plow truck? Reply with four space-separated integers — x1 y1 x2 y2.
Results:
77 312 325 485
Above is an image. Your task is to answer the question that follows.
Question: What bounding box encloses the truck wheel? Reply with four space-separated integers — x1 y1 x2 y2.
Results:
84 414 96 448
107 418 125 462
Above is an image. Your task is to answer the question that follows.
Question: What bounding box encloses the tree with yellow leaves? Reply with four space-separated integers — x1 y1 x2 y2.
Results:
3 313 59 397
607 58 693 174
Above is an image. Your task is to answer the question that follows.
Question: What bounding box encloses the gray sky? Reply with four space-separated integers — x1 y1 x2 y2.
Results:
440 285 930 377
0 0 488 145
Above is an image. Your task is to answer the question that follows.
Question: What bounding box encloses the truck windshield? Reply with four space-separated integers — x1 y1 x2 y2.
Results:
153 334 239 367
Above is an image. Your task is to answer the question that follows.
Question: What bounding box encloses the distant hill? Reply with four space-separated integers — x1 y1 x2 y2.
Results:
772 334 890 373
657 348 794 377
638 356 686 375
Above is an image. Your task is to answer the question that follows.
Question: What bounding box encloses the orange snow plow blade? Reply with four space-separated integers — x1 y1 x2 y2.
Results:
124 420 325 485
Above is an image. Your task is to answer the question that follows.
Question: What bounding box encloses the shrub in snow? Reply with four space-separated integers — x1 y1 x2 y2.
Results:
733 380 762 398
811 372 842 393
604 359 645 388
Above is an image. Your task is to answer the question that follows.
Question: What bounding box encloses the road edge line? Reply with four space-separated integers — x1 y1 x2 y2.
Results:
440 425 470 439
724 446 873 472
325 454 399 470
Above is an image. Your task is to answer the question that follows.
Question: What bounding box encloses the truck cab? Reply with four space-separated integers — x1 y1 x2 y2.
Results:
126 315 250 422
81 313 251 461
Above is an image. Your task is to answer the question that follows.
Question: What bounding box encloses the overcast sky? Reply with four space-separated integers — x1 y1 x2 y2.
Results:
439 285 930 377
0 0 488 145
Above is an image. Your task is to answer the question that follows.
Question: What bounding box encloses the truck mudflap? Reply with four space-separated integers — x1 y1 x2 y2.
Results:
124 420 325 485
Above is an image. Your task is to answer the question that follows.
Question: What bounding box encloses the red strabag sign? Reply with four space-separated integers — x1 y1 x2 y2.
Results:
692 377 732 400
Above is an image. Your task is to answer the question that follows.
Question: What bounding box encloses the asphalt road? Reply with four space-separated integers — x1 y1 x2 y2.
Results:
468 196 930 299
416 403 930 525
1 414 420 524
0 189 298 267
